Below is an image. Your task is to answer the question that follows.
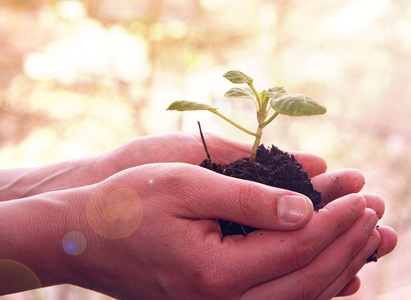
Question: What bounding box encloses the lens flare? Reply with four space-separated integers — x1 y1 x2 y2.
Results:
86 182 143 239
62 231 87 255
0 260 42 294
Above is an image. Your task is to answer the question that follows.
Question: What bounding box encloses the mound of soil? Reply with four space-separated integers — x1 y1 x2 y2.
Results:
200 144 323 236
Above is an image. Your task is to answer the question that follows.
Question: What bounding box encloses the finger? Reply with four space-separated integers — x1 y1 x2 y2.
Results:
372 226 397 260
198 133 251 164
364 194 385 219
325 226 397 299
150 163 314 230
289 151 327 178
101 133 250 171
241 208 378 300
336 275 361 297
336 227 397 297
314 229 381 299
216 194 368 291
203 134 328 177
144 132 328 176
310 169 365 204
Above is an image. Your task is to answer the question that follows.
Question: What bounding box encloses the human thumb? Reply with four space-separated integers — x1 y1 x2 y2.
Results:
167 164 314 231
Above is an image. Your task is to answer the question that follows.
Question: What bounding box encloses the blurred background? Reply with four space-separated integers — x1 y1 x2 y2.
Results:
0 0 410 299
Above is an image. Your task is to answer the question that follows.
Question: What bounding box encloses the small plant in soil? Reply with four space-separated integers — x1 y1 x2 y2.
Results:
167 70 327 236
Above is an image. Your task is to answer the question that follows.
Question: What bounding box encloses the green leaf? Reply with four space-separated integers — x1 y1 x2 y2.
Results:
166 101 217 111
270 94 327 116
224 87 256 100
223 70 253 84
263 87 286 99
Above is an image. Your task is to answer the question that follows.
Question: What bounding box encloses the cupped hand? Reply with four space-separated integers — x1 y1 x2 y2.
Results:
64 163 396 300
310 169 397 297
94 132 328 180
2 132 327 200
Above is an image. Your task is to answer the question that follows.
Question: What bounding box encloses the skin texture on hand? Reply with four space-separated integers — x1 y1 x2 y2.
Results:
64 165 395 299
0 164 397 299
0 133 326 201
0 133 397 299
0 133 250 201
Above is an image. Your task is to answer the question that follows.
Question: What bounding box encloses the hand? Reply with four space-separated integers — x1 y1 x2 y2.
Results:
95 132 329 177
0 133 397 299
0 133 253 201
310 169 397 297
0 132 326 200
1 158 396 298
48 163 394 299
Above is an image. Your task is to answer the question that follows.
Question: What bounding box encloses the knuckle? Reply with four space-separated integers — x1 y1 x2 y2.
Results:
151 163 194 189
321 205 354 236
289 240 316 269
144 164 200 206
300 277 323 299
192 263 235 298
237 183 256 211
234 182 267 218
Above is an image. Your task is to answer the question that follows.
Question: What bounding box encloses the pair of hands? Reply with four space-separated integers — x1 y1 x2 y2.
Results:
1 133 397 299
70 133 396 299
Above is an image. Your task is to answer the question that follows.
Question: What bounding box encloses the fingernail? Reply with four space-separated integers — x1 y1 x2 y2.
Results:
365 210 379 236
353 195 367 218
365 231 381 261
278 195 310 224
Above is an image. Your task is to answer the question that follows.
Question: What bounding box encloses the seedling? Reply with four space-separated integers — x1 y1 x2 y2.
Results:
167 70 327 161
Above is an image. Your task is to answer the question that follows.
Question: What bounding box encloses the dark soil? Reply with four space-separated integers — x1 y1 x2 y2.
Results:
200 144 323 236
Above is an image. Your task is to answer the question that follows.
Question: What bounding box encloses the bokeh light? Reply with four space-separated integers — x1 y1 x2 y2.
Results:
0 0 410 299
62 231 87 255
0 260 42 295
86 182 143 240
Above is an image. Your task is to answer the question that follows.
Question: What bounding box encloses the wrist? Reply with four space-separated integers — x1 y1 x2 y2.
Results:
0 156 105 201
0 194 72 295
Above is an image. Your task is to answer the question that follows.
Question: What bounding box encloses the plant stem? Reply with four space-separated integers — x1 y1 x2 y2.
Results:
247 82 261 109
250 110 280 161
197 121 211 161
210 110 257 137
260 111 280 128
210 79 280 161
251 126 263 161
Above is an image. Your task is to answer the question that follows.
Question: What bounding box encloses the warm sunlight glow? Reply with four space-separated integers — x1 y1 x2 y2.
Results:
24 24 150 84
55 0 87 20
1 0 409 298
317 0 389 37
